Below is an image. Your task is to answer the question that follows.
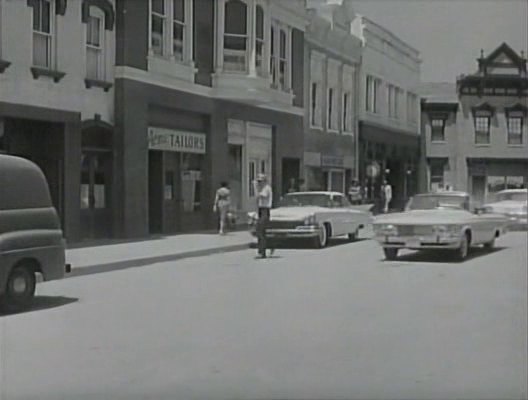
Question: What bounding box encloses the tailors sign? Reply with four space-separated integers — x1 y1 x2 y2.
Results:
148 127 206 154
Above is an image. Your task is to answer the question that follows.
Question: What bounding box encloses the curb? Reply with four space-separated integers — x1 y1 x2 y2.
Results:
67 242 252 279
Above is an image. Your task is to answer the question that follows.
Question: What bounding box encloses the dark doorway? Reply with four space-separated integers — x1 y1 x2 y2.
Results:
148 151 163 234
282 157 300 194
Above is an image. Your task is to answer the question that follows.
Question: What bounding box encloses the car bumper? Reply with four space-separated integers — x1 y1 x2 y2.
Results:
374 235 461 250
265 227 320 239
506 216 528 231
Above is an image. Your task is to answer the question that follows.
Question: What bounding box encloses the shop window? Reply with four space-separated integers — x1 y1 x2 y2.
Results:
429 159 444 190
431 118 446 142
488 175 525 195
507 116 523 145
181 153 203 212
164 171 174 200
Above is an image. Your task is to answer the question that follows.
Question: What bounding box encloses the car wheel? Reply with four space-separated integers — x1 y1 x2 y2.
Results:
1 264 36 313
312 225 328 248
383 248 398 260
483 238 495 250
455 233 470 261
348 229 359 242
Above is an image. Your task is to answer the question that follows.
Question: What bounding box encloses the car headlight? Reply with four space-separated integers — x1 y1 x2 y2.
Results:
304 214 317 225
433 225 459 235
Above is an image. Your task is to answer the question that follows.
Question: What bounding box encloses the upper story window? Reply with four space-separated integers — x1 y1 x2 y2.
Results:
255 5 264 76
223 0 247 72
505 104 526 145
270 21 291 92
431 117 446 142
387 84 397 118
407 93 417 123
86 8 105 80
472 103 494 145
149 0 192 63
32 0 55 69
310 81 322 127
366 75 380 114
327 87 337 131
342 92 353 132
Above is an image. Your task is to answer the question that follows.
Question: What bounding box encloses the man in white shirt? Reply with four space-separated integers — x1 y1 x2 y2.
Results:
382 179 392 213
254 173 273 258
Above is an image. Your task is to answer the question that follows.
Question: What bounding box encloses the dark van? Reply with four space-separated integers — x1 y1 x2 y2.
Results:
0 155 70 312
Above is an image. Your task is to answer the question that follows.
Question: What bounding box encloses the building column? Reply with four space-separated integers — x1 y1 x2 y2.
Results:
263 2 271 78
216 0 225 72
63 119 82 242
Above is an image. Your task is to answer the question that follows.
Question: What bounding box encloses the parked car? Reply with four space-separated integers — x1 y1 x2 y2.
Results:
481 189 527 230
248 191 372 248
372 191 509 261
0 155 70 312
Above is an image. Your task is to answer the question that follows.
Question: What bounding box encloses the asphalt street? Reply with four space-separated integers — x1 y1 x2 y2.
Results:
1 232 527 400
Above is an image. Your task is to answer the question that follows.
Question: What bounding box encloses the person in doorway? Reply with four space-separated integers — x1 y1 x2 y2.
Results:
298 178 307 192
213 181 231 235
382 179 392 213
348 179 362 204
287 178 297 193
253 173 273 258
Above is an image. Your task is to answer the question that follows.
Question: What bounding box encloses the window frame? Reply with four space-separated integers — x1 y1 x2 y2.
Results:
342 91 353 133
507 115 523 145
32 0 55 69
85 6 105 81
327 87 337 131
430 117 446 142
310 81 322 128
473 112 491 145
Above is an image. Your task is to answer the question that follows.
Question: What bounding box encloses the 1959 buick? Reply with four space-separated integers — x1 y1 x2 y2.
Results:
373 191 509 261
248 191 373 248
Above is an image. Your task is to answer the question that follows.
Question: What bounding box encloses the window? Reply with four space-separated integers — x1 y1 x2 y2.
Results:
407 93 417 123
507 115 523 145
278 29 287 90
431 118 446 142
86 8 104 80
181 153 203 212
429 159 445 190
270 21 291 91
255 5 264 76
150 0 191 62
223 0 247 72
474 115 491 144
164 171 174 200
342 92 352 132
32 0 54 68
327 88 336 130
310 82 322 127
270 25 276 82
366 75 379 113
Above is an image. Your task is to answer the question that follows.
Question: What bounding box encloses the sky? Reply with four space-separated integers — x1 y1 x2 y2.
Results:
350 0 528 82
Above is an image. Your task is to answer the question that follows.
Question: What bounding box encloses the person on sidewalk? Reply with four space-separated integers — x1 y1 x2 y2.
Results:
213 181 231 235
348 179 362 205
382 179 392 213
253 173 273 258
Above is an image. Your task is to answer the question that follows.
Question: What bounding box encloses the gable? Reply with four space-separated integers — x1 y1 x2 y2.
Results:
481 43 526 75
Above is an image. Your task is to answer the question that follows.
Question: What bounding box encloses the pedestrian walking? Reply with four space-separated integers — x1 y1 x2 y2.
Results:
382 179 392 213
213 181 231 235
253 173 273 258
348 179 362 204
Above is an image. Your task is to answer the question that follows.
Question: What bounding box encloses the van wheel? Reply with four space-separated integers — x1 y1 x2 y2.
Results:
1 265 36 313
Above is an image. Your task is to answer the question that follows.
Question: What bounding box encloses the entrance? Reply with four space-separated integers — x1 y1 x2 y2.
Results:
324 169 345 193
282 158 300 194
471 175 486 204
80 151 112 238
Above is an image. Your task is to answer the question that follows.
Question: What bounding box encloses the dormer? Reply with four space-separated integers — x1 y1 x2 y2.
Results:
477 42 527 77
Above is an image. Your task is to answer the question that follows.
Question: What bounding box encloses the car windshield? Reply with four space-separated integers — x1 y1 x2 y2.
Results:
495 192 528 202
279 193 345 208
407 195 469 211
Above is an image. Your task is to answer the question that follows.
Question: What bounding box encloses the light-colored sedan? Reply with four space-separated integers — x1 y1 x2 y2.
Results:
482 189 527 230
373 191 509 261
248 191 373 248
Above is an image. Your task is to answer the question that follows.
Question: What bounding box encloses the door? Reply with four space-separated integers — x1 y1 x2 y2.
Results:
248 157 269 203
80 151 112 238
471 176 486 205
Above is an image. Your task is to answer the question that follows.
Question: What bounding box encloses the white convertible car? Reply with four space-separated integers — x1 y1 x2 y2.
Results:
482 189 527 230
373 191 510 261
248 191 373 248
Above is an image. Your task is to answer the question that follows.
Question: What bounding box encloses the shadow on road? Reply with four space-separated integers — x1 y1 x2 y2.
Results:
0 296 79 317
251 237 369 250
386 246 507 264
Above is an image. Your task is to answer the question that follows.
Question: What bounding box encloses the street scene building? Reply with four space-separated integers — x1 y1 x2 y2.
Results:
420 43 528 202
0 0 116 242
351 15 421 210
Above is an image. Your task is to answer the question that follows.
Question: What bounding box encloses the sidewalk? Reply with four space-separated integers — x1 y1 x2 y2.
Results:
66 231 253 278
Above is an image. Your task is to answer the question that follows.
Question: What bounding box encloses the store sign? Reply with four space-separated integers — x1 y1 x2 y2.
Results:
148 127 206 154
321 155 344 168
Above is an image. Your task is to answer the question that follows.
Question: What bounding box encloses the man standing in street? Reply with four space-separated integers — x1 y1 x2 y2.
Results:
382 179 392 213
253 173 273 258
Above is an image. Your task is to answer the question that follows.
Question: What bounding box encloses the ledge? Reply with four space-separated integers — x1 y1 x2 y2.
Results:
0 59 11 73
30 66 66 82
84 78 113 92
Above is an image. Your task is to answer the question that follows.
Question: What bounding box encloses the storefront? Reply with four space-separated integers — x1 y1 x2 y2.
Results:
147 126 207 234
304 152 354 193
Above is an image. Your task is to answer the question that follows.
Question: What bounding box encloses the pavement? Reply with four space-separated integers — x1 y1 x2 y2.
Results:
66 230 253 277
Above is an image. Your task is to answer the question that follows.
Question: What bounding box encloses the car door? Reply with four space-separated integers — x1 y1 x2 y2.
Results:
331 195 355 235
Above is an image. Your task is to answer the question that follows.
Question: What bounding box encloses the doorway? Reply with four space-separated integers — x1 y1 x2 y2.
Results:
471 175 486 204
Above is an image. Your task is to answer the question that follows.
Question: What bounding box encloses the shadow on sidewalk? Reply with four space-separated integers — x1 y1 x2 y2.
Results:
0 296 78 317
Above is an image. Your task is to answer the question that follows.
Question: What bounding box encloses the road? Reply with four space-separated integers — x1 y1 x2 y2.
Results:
1 232 527 400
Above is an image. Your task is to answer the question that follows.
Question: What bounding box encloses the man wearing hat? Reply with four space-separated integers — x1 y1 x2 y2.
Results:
253 173 273 258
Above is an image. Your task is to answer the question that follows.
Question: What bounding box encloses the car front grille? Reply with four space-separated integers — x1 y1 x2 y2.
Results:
397 225 433 236
268 220 304 229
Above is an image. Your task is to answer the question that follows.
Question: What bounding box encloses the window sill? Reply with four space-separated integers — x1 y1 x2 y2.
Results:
147 54 196 83
0 59 11 73
310 124 323 130
84 78 113 92
30 66 66 83
327 129 340 134
474 143 491 147
507 144 524 147
431 140 447 144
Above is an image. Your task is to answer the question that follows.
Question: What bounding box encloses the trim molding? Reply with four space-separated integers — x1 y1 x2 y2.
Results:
30 67 66 83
